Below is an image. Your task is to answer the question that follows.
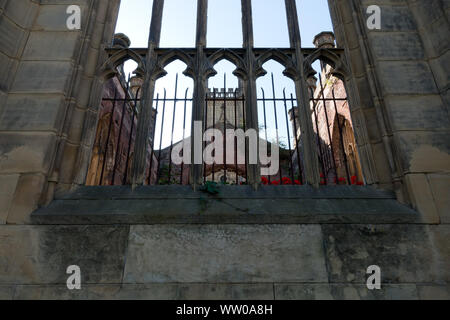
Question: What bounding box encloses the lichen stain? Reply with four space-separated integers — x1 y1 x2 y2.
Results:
410 145 450 172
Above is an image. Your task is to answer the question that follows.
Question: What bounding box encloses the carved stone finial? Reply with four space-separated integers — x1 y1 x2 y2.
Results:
313 32 336 49
130 76 143 98
113 33 131 48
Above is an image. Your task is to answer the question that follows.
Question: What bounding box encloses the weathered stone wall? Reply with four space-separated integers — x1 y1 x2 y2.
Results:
0 0 41 225
329 0 450 223
0 0 121 223
0 221 448 299
0 0 448 300
361 0 450 224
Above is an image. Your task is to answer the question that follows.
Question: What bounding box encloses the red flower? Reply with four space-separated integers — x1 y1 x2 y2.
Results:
338 177 346 183
294 180 302 185
320 173 324 178
271 180 280 185
351 175 357 185
261 177 269 185
282 177 292 185
356 181 364 186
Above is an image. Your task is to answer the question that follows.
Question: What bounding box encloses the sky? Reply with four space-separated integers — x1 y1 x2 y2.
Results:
114 0 333 149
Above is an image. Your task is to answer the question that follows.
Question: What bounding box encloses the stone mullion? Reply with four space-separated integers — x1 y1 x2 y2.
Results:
190 0 209 187
285 0 320 187
190 56 208 187
131 0 165 186
241 0 260 188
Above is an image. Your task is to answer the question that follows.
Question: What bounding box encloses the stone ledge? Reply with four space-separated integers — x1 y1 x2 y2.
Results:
54 185 397 200
7 283 450 300
33 186 419 225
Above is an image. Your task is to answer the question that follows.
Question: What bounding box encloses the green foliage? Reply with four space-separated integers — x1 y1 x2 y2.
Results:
200 181 220 195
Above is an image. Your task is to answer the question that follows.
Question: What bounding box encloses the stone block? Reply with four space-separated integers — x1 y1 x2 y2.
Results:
0 93 66 131
22 31 79 61
394 131 450 173
0 285 15 300
417 285 450 300
0 51 18 92
34 3 88 32
124 225 328 283
0 225 129 285
10 61 73 94
377 61 438 95
0 14 28 57
385 95 448 131
364 5 417 32
6 173 46 224
275 284 419 300
428 174 450 223
404 173 440 224
428 51 450 90
0 132 56 174
322 224 443 284
13 284 121 300
428 225 450 282
13 283 274 300
370 32 424 60
0 174 19 224
4 0 38 28
175 283 274 300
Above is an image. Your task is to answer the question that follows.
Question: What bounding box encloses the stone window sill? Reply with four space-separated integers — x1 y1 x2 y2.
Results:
32 185 420 225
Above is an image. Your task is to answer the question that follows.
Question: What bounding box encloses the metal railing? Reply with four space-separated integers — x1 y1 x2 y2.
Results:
310 73 363 186
89 70 363 186
89 76 140 186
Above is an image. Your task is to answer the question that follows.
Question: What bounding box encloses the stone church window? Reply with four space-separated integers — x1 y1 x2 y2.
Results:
87 0 367 188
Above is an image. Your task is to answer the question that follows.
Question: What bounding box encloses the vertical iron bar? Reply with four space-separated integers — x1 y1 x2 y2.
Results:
290 94 303 184
156 89 167 184
111 78 131 185
204 91 208 184
271 73 282 182
168 74 179 184
212 87 216 182
100 88 117 185
223 74 227 183
319 74 338 183
310 88 327 185
234 89 238 185
261 88 270 183
242 93 247 183
181 88 189 185
123 89 139 185
332 88 351 184
283 89 295 183
148 93 160 185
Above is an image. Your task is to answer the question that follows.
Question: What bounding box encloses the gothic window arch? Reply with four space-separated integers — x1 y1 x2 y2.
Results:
73 0 395 191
